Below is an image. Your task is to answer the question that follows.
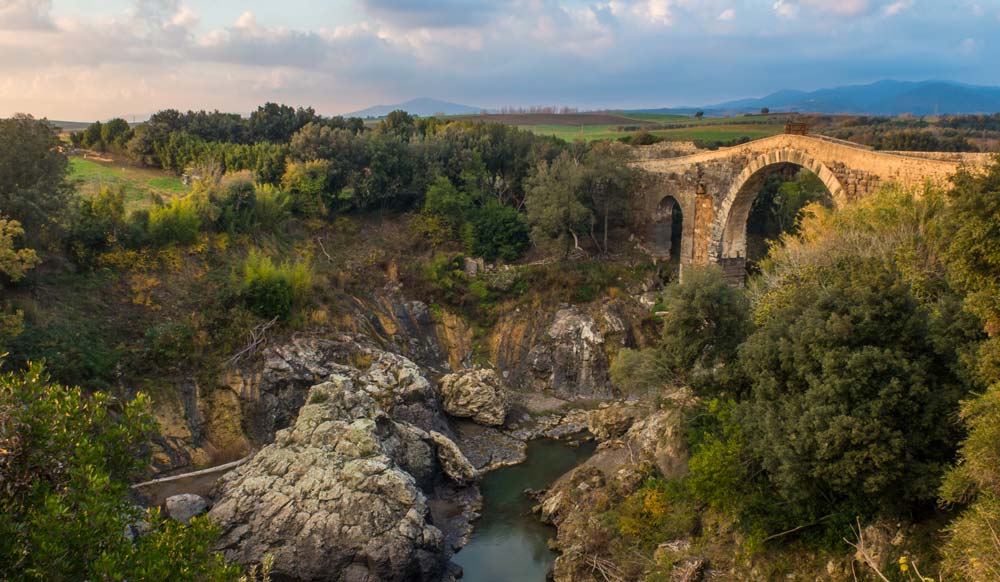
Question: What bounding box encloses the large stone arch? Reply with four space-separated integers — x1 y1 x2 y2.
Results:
710 149 847 266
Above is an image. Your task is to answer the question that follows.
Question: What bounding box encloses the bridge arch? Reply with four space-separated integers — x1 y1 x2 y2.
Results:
649 195 683 260
710 149 847 268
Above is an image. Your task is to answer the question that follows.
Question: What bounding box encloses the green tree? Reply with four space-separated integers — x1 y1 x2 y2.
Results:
100 118 132 150
281 160 332 218
659 266 751 381
65 186 127 266
937 157 1000 581
0 115 72 247
582 141 641 254
524 152 592 255
0 217 40 351
740 259 966 515
465 201 530 262
378 110 416 140
423 176 472 235
0 363 240 581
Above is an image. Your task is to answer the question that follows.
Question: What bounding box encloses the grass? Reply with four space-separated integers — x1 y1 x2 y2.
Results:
520 121 785 143
69 157 188 211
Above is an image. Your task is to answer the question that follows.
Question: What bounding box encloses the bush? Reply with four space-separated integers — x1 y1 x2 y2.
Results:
465 202 530 262
148 195 203 246
65 186 127 266
281 160 331 218
659 266 751 382
239 250 313 319
0 363 239 581
615 478 698 548
740 259 967 515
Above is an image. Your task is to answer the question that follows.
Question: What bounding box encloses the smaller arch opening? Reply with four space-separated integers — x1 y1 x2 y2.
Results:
650 196 683 265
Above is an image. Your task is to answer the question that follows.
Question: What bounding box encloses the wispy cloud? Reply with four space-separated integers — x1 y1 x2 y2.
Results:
0 0 996 119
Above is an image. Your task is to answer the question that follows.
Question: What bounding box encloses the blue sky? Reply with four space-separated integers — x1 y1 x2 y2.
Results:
1 0 998 119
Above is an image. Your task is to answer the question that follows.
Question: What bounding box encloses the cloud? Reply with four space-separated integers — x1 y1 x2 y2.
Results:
774 0 873 18
772 0 797 18
0 0 998 120
358 0 508 28
884 0 915 16
0 0 54 30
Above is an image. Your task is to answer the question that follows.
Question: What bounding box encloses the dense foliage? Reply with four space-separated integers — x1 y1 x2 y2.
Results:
0 115 72 247
0 363 239 581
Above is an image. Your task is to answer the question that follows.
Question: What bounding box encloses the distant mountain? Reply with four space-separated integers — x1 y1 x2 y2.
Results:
346 98 482 118
632 80 1000 116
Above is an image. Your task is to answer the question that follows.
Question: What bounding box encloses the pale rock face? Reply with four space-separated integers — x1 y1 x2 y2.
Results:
429 431 478 485
165 493 208 525
209 376 452 582
439 368 509 426
527 308 614 399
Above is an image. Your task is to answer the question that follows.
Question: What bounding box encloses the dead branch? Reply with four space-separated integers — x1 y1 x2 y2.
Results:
843 517 890 582
226 316 280 366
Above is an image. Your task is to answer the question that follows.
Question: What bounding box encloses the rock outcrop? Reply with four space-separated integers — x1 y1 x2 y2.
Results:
439 368 509 426
165 493 208 525
210 361 478 582
536 401 691 582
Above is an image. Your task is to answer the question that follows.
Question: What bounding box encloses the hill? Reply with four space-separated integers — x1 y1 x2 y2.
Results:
346 97 482 118
633 80 1000 116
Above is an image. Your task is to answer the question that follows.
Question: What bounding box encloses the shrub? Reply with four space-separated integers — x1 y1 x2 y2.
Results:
465 202 530 262
615 478 698 548
65 186 127 265
0 363 239 581
281 160 331 218
609 348 671 395
659 266 751 382
740 259 967 515
239 250 313 319
148 195 203 246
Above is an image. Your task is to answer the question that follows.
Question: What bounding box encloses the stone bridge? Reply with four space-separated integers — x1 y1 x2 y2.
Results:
634 133 993 283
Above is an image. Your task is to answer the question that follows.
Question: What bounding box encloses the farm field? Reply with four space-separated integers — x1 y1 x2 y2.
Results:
512 118 786 143
442 110 790 143
69 156 188 211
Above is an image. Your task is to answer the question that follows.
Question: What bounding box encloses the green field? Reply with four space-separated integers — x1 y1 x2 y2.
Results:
70 157 188 210
520 119 785 143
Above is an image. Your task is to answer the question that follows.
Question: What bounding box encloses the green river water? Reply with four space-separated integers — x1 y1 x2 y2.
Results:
452 439 596 582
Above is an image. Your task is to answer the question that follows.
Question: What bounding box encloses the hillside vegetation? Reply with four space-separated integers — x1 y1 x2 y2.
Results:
0 106 999 580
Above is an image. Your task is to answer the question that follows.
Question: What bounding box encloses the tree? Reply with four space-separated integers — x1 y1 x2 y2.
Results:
524 152 592 254
249 102 316 143
0 115 72 247
281 160 333 218
465 201 530 262
423 176 472 235
65 186 127 266
760 107 770 115
694 111 705 119
740 259 967 515
937 157 1000 581
658 266 751 381
582 141 641 254
100 118 132 150
378 110 416 140
0 217 40 351
0 363 240 581
81 120 104 150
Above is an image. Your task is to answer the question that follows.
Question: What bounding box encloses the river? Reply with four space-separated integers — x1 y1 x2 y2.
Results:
452 439 596 582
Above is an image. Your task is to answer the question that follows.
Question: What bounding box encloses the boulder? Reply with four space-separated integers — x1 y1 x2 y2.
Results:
587 403 645 440
429 431 478 485
165 493 208 525
439 368 508 426
209 376 447 582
